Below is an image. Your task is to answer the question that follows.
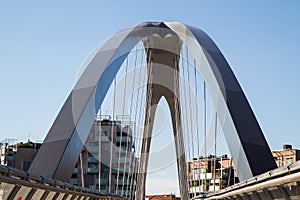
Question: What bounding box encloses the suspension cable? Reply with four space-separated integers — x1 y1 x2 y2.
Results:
174 54 186 198
79 151 85 188
133 46 147 198
227 158 233 187
204 81 207 192
179 51 186 152
98 108 102 192
123 45 138 198
130 46 145 199
186 46 195 163
137 48 153 196
186 45 197 198
213 112 217 192
116 55 129 195
180 46 192 196
173 55 180 193
109 77 117 193
193 59 201 196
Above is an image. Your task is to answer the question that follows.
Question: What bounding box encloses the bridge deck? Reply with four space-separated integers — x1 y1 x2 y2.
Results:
193 160 300 200
0 165 127 200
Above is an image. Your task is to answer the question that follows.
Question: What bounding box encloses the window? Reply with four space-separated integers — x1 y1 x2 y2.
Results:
275 160 279 167
103 143 109 151
100 185 107 191
102 131 108 136
286 157 293 165
103 167 109 173
88 163 97 169
101 173 108 179
89 185 95 190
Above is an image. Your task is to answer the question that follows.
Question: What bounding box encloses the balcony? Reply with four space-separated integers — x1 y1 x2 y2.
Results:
102 136 111 142
96 178 108 184
197 173 212 180
114 179 130 185
87 168 99 173
87 157 98 163
116 137 131 143
70 178 77 185
114 157 131 164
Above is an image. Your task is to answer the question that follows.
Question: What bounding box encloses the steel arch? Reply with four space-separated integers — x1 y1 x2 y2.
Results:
29 22 276 198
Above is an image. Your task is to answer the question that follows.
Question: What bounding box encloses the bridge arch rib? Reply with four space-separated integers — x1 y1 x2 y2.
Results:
29 22 276 198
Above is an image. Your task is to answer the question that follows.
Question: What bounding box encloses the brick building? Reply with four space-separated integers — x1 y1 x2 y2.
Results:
272 144 300 167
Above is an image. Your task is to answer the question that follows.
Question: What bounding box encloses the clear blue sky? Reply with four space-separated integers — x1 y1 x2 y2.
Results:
1 0 300 195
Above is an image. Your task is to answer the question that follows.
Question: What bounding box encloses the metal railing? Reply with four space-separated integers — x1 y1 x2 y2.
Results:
196 160 300 199
0 164 128 200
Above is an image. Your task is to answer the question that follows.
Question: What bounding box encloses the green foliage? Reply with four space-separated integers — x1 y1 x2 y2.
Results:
18 141 34 148
191 180 199 187
220 179 227 188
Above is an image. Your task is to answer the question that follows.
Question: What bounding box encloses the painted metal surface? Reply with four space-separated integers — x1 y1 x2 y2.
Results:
0 165 126 200
28 22 276 197
199 160 300 200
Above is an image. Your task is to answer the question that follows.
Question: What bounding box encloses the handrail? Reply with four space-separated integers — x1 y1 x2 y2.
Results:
0 164 128 199
197 160 300 199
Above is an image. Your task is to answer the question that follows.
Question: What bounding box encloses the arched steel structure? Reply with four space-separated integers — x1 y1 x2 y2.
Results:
29 22 276 199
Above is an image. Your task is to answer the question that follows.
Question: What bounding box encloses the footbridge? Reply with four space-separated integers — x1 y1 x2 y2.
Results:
1 22 296 199
194 161 300 199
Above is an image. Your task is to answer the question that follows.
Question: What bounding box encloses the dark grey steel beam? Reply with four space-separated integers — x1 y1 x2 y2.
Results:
185 24 277 178
28 22 275 196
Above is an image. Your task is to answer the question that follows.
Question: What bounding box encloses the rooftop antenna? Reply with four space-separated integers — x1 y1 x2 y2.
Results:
28 133 31 142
